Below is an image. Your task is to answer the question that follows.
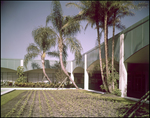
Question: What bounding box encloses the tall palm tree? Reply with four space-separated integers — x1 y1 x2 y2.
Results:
24 26 59 83
107 1 148 91
98 1 147 92
65 1 109 92
46 1 83 89
109 6 134 91
64 1 148 92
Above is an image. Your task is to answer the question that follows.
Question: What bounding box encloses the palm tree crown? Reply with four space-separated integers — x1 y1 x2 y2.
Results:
24 26 59 83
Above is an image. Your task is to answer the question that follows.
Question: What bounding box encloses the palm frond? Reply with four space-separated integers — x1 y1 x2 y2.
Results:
62 16 81 37
84 22 89 31
47 51 59 58
27 43 41 54
32 26 57 52
66 2 82 10
65 37 82 64
137 2 148 9
61 14 85 31
115 22 126 30
46 14 53 26
24 53 39 69
48 1 63 32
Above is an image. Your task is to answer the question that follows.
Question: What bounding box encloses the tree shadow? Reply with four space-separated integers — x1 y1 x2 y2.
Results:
115 103 149 117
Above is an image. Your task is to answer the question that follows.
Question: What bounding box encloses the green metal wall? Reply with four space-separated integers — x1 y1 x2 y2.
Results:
86 32 120 68
73 54 84 70
23 60 71 73
1 59 21 71
123 16 149 61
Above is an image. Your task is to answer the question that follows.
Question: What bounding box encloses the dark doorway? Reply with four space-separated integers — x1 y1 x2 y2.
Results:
74 73 84 89
127 63 149 99
89 73 103 91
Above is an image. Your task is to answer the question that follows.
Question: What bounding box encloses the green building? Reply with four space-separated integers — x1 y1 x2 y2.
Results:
1 16 149 100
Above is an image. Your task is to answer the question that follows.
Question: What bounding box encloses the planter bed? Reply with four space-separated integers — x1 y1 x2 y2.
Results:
1 90 149 117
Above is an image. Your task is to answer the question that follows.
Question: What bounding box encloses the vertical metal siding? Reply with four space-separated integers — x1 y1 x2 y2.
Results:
143 21 149 47
124 16 149 61
73 54 84 70
132 25 143 54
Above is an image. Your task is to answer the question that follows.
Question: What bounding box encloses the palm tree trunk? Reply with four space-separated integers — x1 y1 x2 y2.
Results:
112 13 115 91
41 59 52 83
104 12 110 93
58 40 79 89
96 23 108 92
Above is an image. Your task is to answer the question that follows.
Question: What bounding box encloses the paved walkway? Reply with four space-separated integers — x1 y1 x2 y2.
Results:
1 88 15 95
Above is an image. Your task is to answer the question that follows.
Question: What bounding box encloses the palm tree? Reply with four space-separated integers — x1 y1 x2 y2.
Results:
64 1 148 92
46 1 83 89
24 26 59 83
98 1 148 92
109 5 134 91
107 1 148 91
65 1 109 92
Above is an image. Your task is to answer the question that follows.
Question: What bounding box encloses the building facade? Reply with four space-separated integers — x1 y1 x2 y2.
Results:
1 16 149 99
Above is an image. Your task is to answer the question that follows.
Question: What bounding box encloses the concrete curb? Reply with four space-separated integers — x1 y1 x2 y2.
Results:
124 96 149 104
86 89 105 94
14 88 79 90
1 88 81 95
1 88 16 95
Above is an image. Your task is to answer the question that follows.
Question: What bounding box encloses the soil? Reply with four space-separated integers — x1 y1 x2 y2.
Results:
1 90 149 117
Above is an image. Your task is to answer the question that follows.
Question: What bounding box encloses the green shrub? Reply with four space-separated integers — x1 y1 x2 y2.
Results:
16 66 27 83
48 83 53 88
15 77 27 83
41 83 45 88
24 83 28 87
18 82 25 87
28 82 35 87
70 83 75 88
112 88 121 96
32 83 36 87
2 80 9 86
7 81 13 86
14 82 18 86
45 83 49 88
35 82 40 87
54 83 61 88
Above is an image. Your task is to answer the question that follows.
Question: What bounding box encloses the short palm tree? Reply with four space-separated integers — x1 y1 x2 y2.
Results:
46 1 83 89
24 26 59 83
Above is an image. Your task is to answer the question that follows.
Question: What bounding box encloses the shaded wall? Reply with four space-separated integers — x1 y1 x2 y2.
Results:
1 68 18 82
127 63 149 99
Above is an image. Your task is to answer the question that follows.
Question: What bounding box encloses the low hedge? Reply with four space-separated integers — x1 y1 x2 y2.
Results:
14 82 75 88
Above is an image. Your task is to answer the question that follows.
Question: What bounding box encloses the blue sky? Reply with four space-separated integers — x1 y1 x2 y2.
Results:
1 1 149 61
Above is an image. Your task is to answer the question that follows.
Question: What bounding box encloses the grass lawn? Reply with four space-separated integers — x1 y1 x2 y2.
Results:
1 90 26 106
1 90 149 117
